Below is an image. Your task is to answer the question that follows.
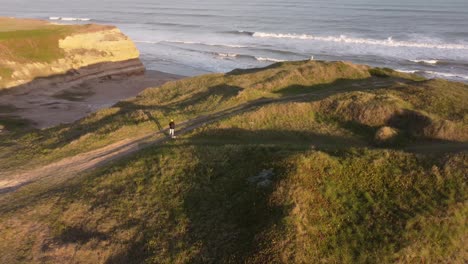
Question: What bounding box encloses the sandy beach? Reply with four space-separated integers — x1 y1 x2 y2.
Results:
0 70 183 129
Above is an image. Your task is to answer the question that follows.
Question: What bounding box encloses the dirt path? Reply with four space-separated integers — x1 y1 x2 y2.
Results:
1 84 466 196
0 90 345 195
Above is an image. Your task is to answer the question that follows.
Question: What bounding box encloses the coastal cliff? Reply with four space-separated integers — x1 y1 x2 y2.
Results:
0 17 144 89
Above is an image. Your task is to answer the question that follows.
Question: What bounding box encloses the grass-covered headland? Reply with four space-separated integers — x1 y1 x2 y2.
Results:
0 18 100 85
0 60 466 263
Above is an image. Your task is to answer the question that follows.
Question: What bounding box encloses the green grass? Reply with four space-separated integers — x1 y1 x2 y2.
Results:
369 67 425 81
386 79 468 122
0 60 466 263
1 60 466 172
0 60 376 171
1 144 465 263
0 26 75 63
0 66 13 89
0 18 117 89
186 102 368 148
0 66 13 81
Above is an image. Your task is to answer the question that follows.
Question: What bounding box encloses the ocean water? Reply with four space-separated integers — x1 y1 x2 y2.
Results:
1 0 468 81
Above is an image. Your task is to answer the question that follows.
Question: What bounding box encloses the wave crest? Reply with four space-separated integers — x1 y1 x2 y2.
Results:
252 32 468 50
223 30 255 36
217 53 239 58
255 57 286 62
425 71 468 80
136 40 247 48
410 59 439 65
49 17 91 21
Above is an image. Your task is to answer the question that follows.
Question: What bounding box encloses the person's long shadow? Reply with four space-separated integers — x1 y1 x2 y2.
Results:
169 127 371 262
178 145 289 262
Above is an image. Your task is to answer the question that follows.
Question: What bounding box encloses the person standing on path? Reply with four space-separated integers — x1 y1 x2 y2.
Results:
169 119 176 138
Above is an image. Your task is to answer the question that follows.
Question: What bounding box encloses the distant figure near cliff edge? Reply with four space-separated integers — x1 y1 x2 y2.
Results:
169 119 176 138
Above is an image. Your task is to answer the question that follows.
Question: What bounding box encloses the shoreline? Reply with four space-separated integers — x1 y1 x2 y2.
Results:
0 70 184 129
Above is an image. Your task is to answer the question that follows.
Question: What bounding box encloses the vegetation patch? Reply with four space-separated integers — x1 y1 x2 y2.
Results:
0 60 465 171
0 26 75 63
0 144 465 263
0 66 13 81
0 60 466 263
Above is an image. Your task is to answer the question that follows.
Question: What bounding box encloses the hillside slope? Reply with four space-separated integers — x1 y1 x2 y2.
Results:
0 17 143 89
0 60 466 263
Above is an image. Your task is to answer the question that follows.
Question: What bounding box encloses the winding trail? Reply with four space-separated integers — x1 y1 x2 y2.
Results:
0 91 329 195
1 83 466 196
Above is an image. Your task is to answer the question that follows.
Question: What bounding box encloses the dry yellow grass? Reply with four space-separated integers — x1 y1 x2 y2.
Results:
0 60 466 263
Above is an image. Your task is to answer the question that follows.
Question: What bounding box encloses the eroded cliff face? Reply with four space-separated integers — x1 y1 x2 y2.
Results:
0 18 144 89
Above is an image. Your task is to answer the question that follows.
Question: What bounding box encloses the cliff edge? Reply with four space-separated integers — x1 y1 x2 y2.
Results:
0 17 144 89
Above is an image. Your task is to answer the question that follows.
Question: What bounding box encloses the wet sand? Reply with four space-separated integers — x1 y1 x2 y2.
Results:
0 70 184 129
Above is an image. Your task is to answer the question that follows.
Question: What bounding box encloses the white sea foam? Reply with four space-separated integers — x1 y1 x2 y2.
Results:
252 32 468 50
255 57 286 62
173 41 247 48
224 44 248 48
48 17 91 21
142 40 247 48
395 69 468 80
409 59 439 65
396 69 418 74
425 71 468 80
217 53 239 58
169 40 200 45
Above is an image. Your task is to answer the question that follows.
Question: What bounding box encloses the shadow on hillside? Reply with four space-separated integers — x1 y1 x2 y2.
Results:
146 128 466 262
166 84 242 109
0 176 79 215
0 59 143 97
20 68 406 151
274 76 409 96
175 144 290 263
2 125 466 263
41 73 401 151
139 128 368 262
226 61 288 76
386 109 433 134
40 84 243 150
186 127 367 150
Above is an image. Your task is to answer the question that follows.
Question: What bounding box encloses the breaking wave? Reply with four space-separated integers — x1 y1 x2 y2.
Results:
49 17 91 21
396 69 418 74
216 53 239 58
252 32 468 50
409 59 439 65
136 40 248 48
223 30 255 36
165 40 247 48
255 57 286 62
217 54 286 63
424 71 468 80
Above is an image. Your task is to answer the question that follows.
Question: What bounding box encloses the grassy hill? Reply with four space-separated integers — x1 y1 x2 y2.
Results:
0 17 139 89
0 18 90 86
0 60 466 263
